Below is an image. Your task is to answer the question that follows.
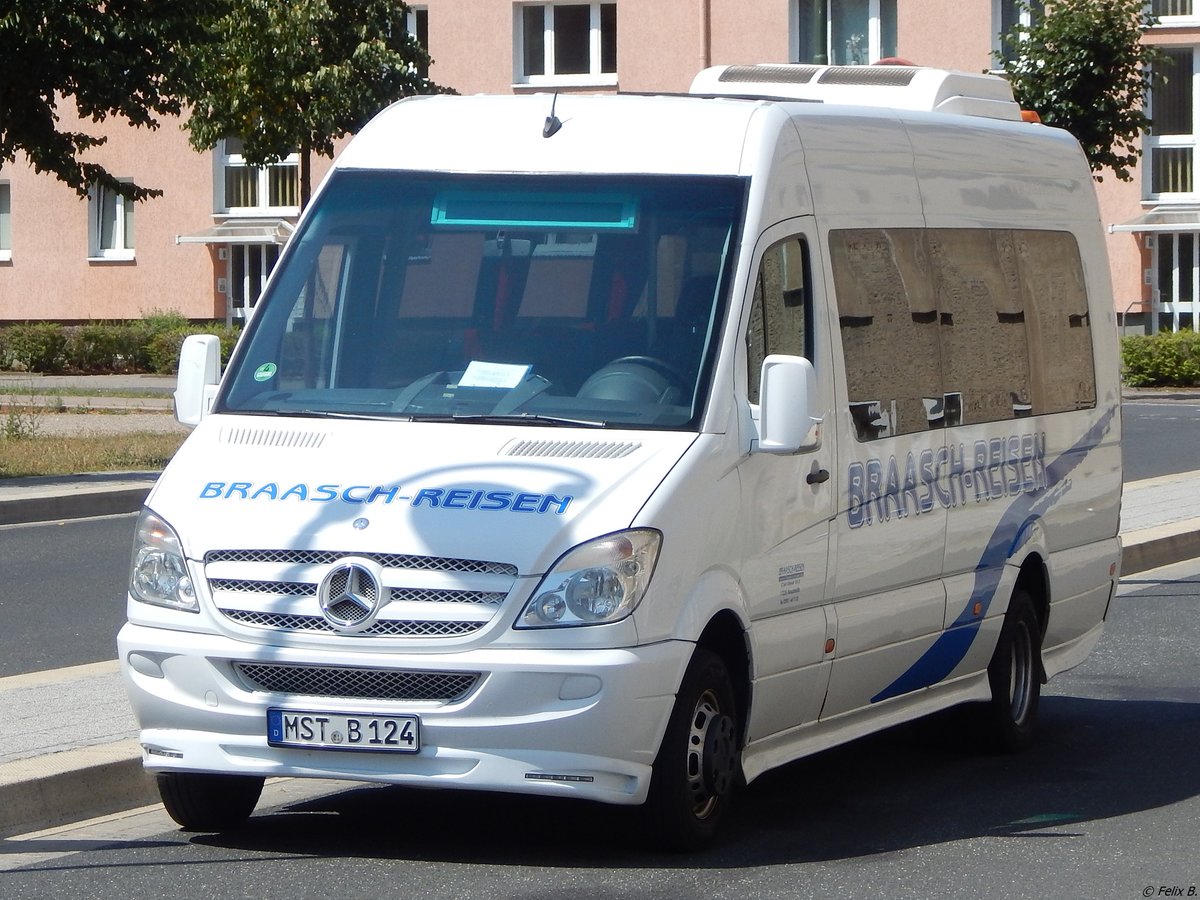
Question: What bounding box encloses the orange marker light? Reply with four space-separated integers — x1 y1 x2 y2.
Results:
824 638 836 654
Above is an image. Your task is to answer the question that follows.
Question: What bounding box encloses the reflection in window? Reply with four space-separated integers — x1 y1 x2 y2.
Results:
831 228 1095 441
747 237 811 404
795 0 896 66
88 181 135 259
518 2 616 82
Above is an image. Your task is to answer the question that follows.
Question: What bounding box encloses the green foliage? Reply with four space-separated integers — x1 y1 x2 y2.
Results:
3 323 68 373
182 0 445 207
1121 331 1200 386
69 323 140 373
0 0 224 200
0 319 241 375
998 0 1165 182
143 323 241 374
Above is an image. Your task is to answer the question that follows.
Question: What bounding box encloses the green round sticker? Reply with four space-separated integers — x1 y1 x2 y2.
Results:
253 363 278 382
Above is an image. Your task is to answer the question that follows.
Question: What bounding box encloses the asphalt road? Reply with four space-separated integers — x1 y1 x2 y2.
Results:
0 513 134 677
1121 399 1200 482
2 557 1198 899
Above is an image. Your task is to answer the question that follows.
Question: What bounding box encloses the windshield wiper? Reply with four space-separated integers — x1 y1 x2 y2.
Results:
280 409 412 422
420 412 608 428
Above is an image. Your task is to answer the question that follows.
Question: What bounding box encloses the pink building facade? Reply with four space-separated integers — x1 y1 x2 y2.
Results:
0 0 1194 331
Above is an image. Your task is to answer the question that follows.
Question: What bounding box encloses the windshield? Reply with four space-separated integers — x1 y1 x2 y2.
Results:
219 171 746 429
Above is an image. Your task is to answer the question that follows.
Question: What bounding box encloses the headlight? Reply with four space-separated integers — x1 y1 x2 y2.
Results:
129 508 198 612
517 529 661 629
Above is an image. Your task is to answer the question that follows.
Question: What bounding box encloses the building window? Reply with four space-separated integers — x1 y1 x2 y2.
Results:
515 3 616 86
218 138 300 214
1153 0 1199 23
793 0 896 66
88 181 135 261
1147 47 1198 198
407 6 429 77
1154 232 1198 332
0 182 11 261
994 0 1043 65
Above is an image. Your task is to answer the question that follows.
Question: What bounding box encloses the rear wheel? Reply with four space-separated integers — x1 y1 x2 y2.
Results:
157 772 264 831
645 647 741 851
976 588 1042 753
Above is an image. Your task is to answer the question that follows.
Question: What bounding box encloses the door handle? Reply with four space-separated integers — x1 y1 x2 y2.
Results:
806 467 830 485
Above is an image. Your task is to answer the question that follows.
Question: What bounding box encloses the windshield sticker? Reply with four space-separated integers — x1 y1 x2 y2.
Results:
198 481 573 515
253 363 278 382
459 361 532 389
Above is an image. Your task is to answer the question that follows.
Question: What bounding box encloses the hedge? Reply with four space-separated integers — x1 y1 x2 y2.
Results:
1121 331 1200 387
0 319 241 375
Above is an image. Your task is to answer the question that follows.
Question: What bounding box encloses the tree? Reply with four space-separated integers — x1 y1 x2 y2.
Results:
0 0 220 200
998 0 1165 182
182 0 440 209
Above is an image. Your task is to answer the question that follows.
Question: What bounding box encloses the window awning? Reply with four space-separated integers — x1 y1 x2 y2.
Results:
1109 206 1200 233
175 218 295 245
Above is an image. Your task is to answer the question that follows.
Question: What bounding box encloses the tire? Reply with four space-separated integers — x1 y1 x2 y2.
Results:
645 646 741 851
976 588 1042 753
157 772 265 831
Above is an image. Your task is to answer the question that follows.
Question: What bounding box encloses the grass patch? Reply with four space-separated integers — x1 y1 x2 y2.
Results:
0 385 170 400
0 432 185 478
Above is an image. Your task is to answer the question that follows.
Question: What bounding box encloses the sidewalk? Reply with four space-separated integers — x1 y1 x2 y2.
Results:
2 379 1200 835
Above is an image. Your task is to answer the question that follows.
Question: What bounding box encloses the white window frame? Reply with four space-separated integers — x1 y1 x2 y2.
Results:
1153 231 1200 333
87 180 135 262
790 0 895 67
1144 46 1200 203
0 181 11 262
513 2 617 88
216 139 301 216
1151 0 1200 27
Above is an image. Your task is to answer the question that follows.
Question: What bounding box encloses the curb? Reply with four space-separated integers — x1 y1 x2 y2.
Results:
0 741 155 838
0 487 152 527
1119 520 1200 576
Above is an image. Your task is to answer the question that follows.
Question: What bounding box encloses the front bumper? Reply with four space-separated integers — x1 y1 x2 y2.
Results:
118 622 690 806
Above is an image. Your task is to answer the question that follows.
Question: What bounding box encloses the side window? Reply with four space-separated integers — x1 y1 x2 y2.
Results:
747 235 811 404
829 229 942 440
831 227 1096 442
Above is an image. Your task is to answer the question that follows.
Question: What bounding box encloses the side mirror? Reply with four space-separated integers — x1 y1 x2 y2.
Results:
174 334 222 427
757 354 821 454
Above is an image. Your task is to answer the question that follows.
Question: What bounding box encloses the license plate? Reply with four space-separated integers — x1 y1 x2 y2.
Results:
267 708 420 753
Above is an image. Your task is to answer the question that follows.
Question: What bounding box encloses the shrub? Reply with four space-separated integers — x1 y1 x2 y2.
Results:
143 323 242 374
0 318 241 375
3 323 68 373
67 323 131 373
1121 331 1200 387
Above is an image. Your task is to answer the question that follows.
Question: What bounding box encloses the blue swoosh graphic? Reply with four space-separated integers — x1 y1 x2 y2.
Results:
870 405 1118 703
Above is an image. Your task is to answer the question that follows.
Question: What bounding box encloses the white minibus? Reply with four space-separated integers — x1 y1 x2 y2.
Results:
120 64 1122 849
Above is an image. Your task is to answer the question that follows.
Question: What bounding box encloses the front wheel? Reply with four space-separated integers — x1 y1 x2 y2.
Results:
975 588 1042 753
645 647 741 851
157 772 265 831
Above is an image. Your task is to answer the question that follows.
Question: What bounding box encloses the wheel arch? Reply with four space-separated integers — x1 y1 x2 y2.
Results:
696 610 752 746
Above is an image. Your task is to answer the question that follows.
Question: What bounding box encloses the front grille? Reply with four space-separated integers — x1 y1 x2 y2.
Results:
220 609 484 637
205 548 518 640
234 662 480 702
207 548 518 577
210 580 505 607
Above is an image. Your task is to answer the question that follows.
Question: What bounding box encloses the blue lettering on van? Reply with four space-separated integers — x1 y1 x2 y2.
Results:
198 481 573 515
847 432 1047 529
870 409 1117 703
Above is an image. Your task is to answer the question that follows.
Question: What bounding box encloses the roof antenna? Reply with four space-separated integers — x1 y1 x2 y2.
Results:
543 93 563 138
